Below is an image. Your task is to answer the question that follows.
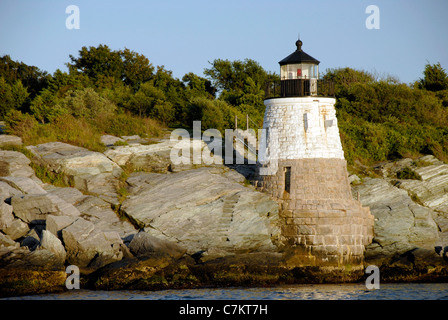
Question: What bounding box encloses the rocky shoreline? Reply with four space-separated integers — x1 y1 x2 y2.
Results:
0 133 447 297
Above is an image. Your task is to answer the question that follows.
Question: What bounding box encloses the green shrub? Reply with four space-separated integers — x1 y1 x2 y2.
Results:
396 167 422 180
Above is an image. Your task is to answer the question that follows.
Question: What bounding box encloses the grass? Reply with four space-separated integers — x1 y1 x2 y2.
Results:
4 110 164 153
412 159 433 167
113 140 128 146
0 144 34 159
30 162 75 188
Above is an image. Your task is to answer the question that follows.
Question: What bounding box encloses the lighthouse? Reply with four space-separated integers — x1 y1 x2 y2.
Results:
258 38 374 266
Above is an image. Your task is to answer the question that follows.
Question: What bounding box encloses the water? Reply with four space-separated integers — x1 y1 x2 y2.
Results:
4 283 448 300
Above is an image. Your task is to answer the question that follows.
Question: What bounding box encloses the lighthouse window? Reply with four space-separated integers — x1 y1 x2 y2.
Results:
284 167 291 193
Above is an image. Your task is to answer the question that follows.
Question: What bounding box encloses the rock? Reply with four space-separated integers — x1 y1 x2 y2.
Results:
62 218 124 268
46 215 76 238
74 195 136 239
121 135 148 144
39 230 66 265
348 174 361 184
3 218 29 240
27 142 122 198
0 232 17 247
0 176 46 194
0 181 22 200
121 167 280 256
104 138 207 173
72 173 120 205
0 135 22 147
129 230 186 259
352 178 440 261
62 218 95 266
0 201 14 231
0 246 63 269
101 135 125 147
46 187 85 205
395 165 448 213
11 193 80 223
0 150 35 179
27 142 122 177
432 212 448 244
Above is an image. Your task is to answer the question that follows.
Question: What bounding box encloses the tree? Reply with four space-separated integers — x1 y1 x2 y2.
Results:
120 48 154 91
67 45 155 91
203 59 270 124
68 44 123 82
182 72 216 99
0 55 50 98
204 58 268 94
0 77 29 119
418 62 448 92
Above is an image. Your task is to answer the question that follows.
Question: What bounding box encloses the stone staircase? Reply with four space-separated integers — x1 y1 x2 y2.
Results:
217 192 241 244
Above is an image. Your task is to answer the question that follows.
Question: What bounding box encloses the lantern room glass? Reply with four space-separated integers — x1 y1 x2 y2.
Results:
281 63 319 80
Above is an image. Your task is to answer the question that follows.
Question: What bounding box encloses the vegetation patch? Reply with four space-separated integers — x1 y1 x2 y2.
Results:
396 167 422 180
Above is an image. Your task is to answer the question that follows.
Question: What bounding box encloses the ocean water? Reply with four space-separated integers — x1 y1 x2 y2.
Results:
5 283 448 300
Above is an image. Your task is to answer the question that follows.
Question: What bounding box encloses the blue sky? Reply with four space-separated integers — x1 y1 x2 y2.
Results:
0 0 447 84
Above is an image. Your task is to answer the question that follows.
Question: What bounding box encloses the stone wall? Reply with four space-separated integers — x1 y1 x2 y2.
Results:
258 158 374 266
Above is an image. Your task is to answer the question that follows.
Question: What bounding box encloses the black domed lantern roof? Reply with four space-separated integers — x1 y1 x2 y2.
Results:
279 39 320 66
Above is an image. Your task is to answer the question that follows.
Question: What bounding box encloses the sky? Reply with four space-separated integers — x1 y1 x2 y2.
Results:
0 0 447 85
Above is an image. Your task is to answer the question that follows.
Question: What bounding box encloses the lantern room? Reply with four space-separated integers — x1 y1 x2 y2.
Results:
278 38 320 97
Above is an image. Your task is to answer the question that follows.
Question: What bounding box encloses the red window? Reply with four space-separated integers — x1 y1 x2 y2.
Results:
297 69 302 77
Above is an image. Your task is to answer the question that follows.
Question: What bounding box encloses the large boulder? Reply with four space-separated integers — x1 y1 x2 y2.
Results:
103 138 207 173
121 167 280 256
0 135 22 147
0 181 22 199
45 215 76 238
0 200 14 231
129 230 186 259
62 218 125 268
47 187 85 205
0 246 63 269
0 176 46 194
27 142 122 201
3 218 29 240
39 230 66 265
352 178 440 261
10 193 80 223
395 161 448 212
0 150 35 179
100 135 125 147
370 155 448 244
0 232 17 247
74 195 136 239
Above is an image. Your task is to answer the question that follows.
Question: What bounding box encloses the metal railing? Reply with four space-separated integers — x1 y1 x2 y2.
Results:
264 79 335 99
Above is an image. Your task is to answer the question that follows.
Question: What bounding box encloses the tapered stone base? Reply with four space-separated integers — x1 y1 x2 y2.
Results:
257 158 374 266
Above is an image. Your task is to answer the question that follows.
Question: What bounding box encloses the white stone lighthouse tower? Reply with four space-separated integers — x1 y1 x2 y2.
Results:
259 38 374 266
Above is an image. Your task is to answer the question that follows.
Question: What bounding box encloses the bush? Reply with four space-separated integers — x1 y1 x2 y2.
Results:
58 87 116 119
186 96 245 132
333 67 448 165
5 110 104 152
97 112 163 138
396 167 422 180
